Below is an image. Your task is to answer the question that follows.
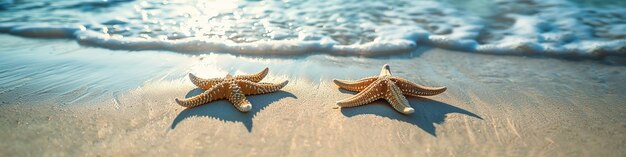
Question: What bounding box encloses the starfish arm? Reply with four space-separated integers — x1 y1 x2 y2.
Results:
379 64 392 76
336 80 384 107
390 77 447 96
227 83 252 112
175 83 229 108
332 76 377 92
237 80 288 95
235 67 268 82
189 73 224 90
384 81 414 114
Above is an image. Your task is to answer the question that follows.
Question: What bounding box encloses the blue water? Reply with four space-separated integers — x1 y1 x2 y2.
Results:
0 0 625 57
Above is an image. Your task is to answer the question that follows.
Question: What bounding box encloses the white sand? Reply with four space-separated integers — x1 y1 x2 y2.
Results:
0 35 625 156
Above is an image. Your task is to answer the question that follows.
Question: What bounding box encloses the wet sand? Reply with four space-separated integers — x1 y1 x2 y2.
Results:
0 35 625 156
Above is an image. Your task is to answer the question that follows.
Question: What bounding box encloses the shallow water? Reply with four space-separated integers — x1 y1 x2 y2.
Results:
0 0 624 57
0 34 405 103
0 34 624 157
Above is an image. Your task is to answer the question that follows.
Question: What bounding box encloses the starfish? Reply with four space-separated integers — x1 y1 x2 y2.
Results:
333 64 447 114
175 68 288 112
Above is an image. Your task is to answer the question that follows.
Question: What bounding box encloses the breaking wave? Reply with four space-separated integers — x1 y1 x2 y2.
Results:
0 0 624 57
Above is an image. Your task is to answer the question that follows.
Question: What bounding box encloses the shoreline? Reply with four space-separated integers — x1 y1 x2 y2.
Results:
0 35 625 156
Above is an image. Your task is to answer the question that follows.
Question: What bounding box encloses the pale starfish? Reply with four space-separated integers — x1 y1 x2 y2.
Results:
333 64 447 114
175 68 288 112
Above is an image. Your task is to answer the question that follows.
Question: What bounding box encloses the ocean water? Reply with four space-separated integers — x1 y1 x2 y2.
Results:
0 0 625 57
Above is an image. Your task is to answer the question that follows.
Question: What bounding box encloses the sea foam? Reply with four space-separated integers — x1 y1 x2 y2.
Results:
0 0 624 58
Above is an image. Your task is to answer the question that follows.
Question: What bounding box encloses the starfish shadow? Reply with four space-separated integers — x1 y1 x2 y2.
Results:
171 88 297 132
340 97 482 136
337 88 357 94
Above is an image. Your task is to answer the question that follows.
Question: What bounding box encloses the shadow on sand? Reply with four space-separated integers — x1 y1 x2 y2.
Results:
340 96 482 136
171 88 297 132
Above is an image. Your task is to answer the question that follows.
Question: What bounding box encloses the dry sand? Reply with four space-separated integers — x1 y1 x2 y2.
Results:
0 35 625 156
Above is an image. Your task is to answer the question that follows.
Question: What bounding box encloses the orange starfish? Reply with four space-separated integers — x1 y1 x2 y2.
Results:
334 64 447 114
176 68 288 112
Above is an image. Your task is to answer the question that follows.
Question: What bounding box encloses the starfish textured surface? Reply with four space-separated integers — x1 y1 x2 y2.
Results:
334 64 447 114
176 68 288 112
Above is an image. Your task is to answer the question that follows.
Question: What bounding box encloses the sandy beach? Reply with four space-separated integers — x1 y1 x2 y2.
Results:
0 34 625 156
